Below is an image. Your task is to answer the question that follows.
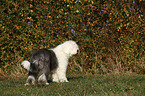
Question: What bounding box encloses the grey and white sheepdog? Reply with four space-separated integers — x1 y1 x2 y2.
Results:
21 40 79 85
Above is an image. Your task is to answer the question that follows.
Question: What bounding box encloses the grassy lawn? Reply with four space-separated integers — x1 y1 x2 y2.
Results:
0 73 145 96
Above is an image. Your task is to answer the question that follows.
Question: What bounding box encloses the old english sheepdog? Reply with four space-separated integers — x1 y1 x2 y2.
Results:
21 40 79 85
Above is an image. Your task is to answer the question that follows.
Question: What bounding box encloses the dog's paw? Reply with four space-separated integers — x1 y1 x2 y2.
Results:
65 80 69 82
59 79 69 82
24 83 30 86
52 78 59 82
45 82 49 85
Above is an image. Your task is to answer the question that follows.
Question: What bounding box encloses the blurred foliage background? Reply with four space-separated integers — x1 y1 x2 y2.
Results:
1 0 145 76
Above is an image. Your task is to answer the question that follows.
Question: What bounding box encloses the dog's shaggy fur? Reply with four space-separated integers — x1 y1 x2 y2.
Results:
21 40 79 85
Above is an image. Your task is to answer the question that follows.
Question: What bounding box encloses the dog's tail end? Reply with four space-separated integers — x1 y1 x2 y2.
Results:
21 60 30 71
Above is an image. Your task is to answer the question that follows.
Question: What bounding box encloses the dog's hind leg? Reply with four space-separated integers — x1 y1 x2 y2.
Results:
38 73 49 85
25 70 38 86
25 75 36 86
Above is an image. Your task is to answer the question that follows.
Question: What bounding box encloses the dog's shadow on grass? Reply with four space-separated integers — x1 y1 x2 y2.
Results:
46 75 84 83
36 76 84 87
68 76 84 81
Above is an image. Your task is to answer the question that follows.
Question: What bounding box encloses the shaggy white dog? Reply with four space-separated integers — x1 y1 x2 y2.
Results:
51 40 79 82
21 40 79 85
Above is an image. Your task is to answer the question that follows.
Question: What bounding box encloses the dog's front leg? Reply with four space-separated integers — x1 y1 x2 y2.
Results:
57 68 69 82
51 72 59 82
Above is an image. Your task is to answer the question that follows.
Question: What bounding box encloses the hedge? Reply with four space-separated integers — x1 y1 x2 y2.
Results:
1 0 145 75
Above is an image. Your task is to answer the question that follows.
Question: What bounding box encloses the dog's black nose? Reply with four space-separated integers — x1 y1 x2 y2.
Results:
77 49 80 54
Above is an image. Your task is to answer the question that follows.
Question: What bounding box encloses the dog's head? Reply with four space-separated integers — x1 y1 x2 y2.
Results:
62 40 79 56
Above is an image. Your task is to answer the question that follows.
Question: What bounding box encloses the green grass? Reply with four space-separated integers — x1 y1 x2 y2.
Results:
0 73 145 96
